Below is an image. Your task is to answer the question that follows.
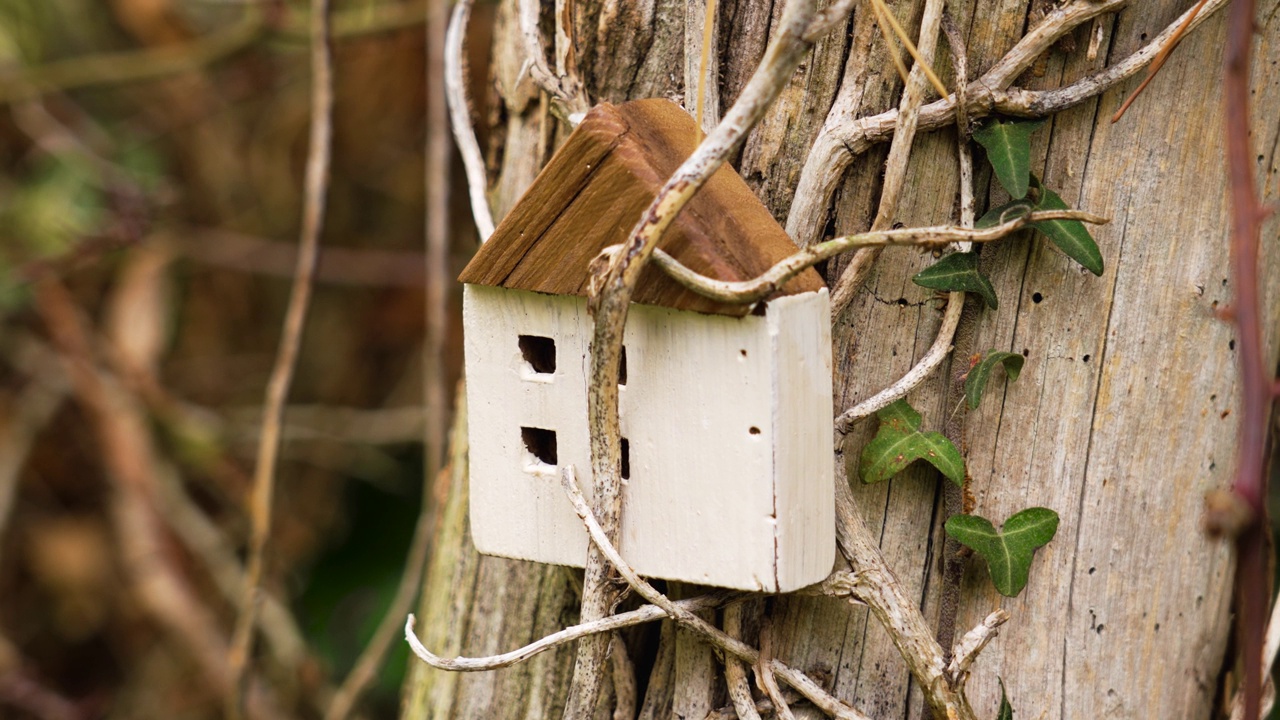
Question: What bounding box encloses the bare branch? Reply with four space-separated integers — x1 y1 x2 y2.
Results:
723 602 763 720
228 0 333 713
946 610 1010 685
446 0 496 241
404 594 732 671
622 210 1107 306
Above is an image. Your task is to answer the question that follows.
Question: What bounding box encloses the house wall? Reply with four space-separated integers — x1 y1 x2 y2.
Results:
462 284 833 591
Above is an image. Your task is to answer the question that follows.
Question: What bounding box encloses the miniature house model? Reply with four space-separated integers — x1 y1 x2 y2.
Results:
458 99 834 592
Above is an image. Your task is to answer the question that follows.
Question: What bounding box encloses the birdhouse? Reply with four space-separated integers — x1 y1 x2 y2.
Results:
458 99 835 592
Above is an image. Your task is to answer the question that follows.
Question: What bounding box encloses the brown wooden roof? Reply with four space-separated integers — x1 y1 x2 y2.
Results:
457 99 825 317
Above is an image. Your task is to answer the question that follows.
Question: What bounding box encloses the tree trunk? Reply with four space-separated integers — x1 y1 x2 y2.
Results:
402 1 1280 718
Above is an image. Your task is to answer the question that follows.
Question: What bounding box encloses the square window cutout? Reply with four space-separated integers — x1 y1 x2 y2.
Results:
518 335 556 375
521 427 558 473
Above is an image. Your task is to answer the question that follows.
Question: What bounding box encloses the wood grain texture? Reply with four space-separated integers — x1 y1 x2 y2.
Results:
458 99 825 317
406 0 1280 717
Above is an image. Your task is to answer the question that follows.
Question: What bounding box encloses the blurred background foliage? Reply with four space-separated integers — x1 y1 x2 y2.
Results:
0 0 480 717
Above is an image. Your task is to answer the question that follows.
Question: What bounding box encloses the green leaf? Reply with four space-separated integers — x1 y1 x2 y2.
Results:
975 199 1036 229
997 678 1014 720
965 350 1025 409
911 251 999 310
1031 182 1104 276
972 118 1044 199
945 507 1060 597
858 399 965 486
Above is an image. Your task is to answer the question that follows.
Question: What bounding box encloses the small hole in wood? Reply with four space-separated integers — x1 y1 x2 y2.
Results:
521 427 558 467
740 349 748 358
1032 292 1044 303
621 438 630 479
619 346 628 386
518 335 556 374
749 426 761 435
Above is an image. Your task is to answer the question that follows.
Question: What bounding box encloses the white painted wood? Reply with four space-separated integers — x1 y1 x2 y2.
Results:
463 284 835 591
768 291 836 590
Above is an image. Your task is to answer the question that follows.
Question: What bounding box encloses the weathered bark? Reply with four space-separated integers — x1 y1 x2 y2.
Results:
402 1 1280 718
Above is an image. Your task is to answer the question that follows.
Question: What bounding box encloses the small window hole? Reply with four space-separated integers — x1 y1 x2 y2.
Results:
521 427 558 467
619 346 628 386
519 335 556 374
749 426 761 435
621 438 631 479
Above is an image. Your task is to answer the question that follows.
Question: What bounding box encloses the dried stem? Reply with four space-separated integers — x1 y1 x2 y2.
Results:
566 2 826 715
1110 0 1210 123
227 0 333 714
445 0 496 241
1222 0 1272 714
405 594 733 671
723 602 763 720
946 610 1009 687
620 210 1106 306
561 467 872 720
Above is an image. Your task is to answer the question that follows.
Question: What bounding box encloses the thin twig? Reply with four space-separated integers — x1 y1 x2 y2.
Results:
404 593 733 671
754 623 795 720
617 210 1106 306
1109 0 1210 122
227 0 333 714
560 467 873 720
946 610 1009 686
1221 0 1272 714
566 2 824 715
866 0 948 97
445 0 496 241
723 602 763 720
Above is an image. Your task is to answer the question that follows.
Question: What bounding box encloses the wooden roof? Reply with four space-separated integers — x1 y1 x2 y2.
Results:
457 99 825 317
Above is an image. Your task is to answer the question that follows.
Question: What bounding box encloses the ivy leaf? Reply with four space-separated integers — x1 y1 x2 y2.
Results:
965 350 1025 409
911 251 999 310
997 679 1014 720
858 399 965 486
945 508 1060 597
972 118 1044 199
1031 182 1104 276
975 199 1035 229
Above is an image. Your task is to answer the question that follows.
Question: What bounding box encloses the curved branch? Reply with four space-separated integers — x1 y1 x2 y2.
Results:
445 0 496 241
626 210 1107 305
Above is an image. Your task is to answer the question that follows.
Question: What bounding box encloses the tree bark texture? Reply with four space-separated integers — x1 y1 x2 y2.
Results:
402 1 1280 718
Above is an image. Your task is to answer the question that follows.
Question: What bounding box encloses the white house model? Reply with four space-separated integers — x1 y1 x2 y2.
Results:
458 99 835 592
